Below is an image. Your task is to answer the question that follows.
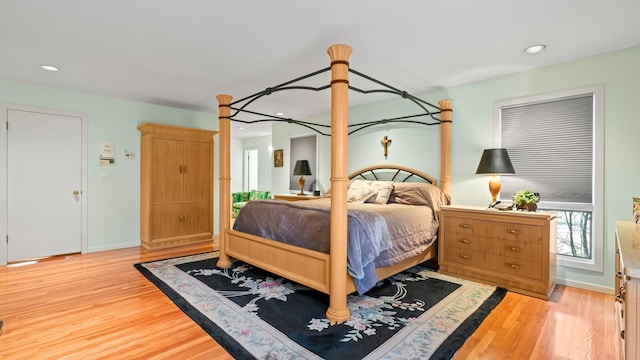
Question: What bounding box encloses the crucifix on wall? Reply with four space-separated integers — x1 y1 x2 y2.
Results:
381 135 392 159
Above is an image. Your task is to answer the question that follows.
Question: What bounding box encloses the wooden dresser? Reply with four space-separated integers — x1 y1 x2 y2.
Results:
438 205 557 300
615 221 640 360
138 123 217 250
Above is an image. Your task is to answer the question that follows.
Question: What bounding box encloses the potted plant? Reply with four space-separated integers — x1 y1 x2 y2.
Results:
512 189 540 211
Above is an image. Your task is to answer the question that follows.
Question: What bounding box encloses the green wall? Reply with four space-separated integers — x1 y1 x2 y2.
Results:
267 45 640 292
0 78 220 254
4 44 639 291
438 46 640 292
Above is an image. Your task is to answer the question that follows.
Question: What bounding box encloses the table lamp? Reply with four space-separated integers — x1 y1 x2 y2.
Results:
475 148 516 204
293 160 312 196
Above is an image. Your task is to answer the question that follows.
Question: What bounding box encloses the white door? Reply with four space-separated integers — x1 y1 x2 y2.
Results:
243 149 259 192
7 109 83 261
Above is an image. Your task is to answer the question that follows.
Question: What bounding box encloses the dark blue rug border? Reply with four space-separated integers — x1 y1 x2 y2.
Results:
431 286 506 359
134 254 506 360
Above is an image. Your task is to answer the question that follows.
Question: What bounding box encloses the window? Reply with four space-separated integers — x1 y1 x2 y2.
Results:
494 86 603 271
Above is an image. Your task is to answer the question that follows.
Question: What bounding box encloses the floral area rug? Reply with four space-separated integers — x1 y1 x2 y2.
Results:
135 252 505 360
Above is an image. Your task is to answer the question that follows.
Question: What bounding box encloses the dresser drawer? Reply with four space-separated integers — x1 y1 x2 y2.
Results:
446 232 489 253
490 222 542 243
443 247 488 269
444 246 542 281
447 232 541 261
444 216 542 244
487 254 542 281
498 239 542 261
443 217 489 236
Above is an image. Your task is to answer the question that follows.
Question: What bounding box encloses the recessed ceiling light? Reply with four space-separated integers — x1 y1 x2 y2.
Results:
238 127 244 130
40 64 60 71
275 112 285 116
524 44 546 54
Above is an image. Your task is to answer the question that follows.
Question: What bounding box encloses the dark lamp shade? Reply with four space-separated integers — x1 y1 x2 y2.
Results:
475 148 516 175
293 160 312 176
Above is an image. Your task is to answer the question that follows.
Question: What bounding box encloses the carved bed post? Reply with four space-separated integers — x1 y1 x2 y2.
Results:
438 99 453 197
216 94 233 268
326 44 352 324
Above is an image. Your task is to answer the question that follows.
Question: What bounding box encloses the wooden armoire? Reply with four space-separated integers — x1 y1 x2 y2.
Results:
138 123 217 250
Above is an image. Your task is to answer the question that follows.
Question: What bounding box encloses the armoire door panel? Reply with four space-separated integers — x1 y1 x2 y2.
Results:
152 138 183 203
184 201 212 235
183 141 212 201
151 203 185 239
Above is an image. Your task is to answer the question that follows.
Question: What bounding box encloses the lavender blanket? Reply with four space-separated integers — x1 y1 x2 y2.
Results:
232 199 392 294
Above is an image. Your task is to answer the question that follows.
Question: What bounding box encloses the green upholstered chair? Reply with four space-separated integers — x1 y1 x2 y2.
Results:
231 190 271 217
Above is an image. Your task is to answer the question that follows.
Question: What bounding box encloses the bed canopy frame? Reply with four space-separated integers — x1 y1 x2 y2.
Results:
222 60 449 137
216 44 452 323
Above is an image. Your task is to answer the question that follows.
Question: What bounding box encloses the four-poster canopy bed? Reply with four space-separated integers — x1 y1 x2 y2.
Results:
216 44 452 323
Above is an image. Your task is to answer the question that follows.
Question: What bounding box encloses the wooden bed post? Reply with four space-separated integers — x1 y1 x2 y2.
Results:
438 99 453 197
326 44 352 324
216 94 233 268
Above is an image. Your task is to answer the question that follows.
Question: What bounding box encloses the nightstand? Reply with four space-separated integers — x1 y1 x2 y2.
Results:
438 205 557 300
273 194 321 201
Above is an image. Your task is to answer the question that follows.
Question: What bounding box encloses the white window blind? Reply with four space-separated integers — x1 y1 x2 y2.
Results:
500 94 593 204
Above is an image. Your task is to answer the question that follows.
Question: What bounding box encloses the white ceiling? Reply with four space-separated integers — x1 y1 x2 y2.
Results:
2 1 639 138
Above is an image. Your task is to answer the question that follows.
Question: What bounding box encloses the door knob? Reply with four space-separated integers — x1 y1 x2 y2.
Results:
73 190 80 196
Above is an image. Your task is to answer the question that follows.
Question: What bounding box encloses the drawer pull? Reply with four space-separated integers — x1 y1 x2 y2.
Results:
505 245 521 252
458 238 472 244
504 263 521 269
458 254 471 260
459 223 471 229
505 228 521 235
621 330 625 340
617 284 626 298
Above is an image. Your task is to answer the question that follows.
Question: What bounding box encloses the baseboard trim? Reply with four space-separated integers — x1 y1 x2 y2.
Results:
86 242 140 253
556 278 614 295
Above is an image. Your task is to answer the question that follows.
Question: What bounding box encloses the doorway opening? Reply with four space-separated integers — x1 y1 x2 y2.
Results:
243 149 259 192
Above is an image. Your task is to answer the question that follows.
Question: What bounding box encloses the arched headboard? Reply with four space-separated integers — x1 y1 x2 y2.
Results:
348 164 437 185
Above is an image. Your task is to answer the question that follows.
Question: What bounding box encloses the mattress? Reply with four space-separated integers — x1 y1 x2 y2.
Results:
232 197 439 294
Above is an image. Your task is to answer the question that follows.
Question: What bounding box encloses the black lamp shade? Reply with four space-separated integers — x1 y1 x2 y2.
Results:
293 160 312 176
475 148 516 175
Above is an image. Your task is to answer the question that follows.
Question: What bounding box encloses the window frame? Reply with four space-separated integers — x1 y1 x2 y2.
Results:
493 85 604 272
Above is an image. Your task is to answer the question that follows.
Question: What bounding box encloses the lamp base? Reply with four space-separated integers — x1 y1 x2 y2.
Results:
298 176 306 196
488 174 501 203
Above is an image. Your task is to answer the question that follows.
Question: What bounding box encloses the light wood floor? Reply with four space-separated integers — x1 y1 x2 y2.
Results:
0 242 618 359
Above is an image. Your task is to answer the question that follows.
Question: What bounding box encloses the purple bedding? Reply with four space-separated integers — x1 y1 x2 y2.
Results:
232 197 440 294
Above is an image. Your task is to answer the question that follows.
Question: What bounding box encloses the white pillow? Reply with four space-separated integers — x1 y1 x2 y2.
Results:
367 181 394 204
346 179 394 204
347 179 378 203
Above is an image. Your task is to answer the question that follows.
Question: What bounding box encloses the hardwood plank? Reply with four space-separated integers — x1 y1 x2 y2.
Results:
0 243 232 360
0 243 617 359
455 285 617 360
